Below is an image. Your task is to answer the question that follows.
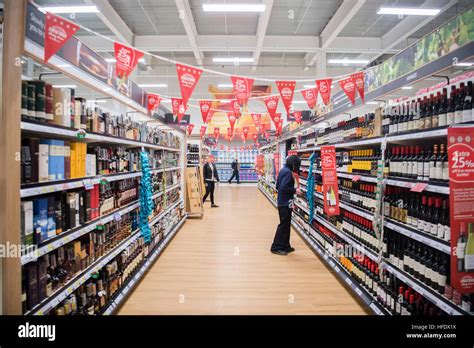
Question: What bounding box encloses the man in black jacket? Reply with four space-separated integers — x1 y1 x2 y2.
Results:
202 156 220 207
270 155 301 255
228 158 240 184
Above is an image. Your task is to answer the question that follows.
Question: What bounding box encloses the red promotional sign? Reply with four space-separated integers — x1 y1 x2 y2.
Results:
251 113 261 129
172 98 187 123
147 93 161 114
227 112 237 131
242 126 250 140
271 112 282 127
200 126 207 139
316 79 332 106
114 42 144 79
176 63 202 105
186 124 194 135
227 127 233 139
321 146 340 216
231 76 254 106
274 153 280 178
301 87 318 110
231 99 242 118
353 72 365 103
276 81 296 116
199 100 213 123
213 127 220 140
338 75 357 105
448 126 474 293
264 95 279 120
293 111 302 124
252 133 258 143
44 13 79 62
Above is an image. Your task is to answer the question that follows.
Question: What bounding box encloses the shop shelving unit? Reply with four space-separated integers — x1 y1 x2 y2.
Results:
0 1 188 315
258 7 474 316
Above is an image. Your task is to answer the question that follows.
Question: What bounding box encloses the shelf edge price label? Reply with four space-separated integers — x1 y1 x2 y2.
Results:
76 129 86 139
83 179 94 190
410 182 428 193
114 212 122 222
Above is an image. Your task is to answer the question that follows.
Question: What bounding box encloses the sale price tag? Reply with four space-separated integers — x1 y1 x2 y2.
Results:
352 175 361 182
83 179 94 190
410 182 428 192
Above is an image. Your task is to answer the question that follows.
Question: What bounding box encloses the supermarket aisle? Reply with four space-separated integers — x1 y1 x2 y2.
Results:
119 186 369 315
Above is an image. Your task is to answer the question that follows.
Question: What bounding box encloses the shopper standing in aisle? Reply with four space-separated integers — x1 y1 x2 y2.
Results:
270 155 301 255
202 155 220 207
228 158 240 184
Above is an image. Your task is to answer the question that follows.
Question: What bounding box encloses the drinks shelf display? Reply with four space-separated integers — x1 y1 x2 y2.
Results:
212 149 259 182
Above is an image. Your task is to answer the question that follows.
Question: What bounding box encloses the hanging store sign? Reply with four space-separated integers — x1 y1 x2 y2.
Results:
231 76 254 107
44 13 79 62
316 79 332 106
321 146 340 216
199 100 213 123
276 81 296 116
301 87 318 110
114 42 144 80
176 63 202 105
448 126 474 293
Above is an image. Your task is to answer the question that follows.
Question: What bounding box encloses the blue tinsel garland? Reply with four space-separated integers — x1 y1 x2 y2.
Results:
139 151 153 243
306 152 316 224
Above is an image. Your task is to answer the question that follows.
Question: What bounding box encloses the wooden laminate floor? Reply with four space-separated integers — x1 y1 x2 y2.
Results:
118 186 370 315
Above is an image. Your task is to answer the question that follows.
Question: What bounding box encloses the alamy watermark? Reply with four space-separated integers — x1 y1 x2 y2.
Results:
0 242 37 258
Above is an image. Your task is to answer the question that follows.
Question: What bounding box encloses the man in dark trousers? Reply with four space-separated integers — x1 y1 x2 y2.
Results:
270 155 301 255
202 155 220 207
228 158 240 184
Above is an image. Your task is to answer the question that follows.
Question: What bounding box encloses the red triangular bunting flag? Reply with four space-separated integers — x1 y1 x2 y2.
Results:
200 126 207 139
227 112 237 131
114 42 144 79
293 111 302 124
213 127 220 140
251 113 261 129
176 63 202 105
186 124 194 135
316 79 332 106
301 88 318 110
353 72 365 103
264 95 279 120
338 75 357 105
227 127 233 139
232 99 241 118
271 112 282 127
242 126 249 141
44 13 79 62
231 76 254 107
199 100 213 123
276 81 296 116
147 93 161 114
252 133 258 143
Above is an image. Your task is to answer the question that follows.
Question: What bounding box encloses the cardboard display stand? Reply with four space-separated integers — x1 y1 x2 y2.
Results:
185 167 204 217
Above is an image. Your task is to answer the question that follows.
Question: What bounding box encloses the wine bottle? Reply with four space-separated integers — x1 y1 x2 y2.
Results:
457 222 467 272
447 86 456 125
454 83 465 124
438 88 448 127
463 81 473 123
464 223 474 272
423 147 431 181
429 145 438 181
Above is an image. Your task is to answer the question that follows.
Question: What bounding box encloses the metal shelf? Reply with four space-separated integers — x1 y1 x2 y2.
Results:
21 121 181 152
291 220 389 315
103 215 187 315
27 199 184 316
258 185 277 207
314 192 374 220
383 262 469 316
20 167 180 198
384 219 451 254
21 184 181 265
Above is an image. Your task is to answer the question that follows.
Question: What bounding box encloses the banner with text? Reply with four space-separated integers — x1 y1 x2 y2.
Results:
448 126 474 294
321 146 340 216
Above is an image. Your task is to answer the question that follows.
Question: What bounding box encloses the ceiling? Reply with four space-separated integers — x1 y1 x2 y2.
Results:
31 0 473 131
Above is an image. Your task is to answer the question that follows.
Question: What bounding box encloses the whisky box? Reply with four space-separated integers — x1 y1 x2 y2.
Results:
64 141 71 180
26 82 36 118
45 83 54 121
46 196 57 240
25 263 38 310
33 198 48 244
32 80 46 120
52 87 72 127
37 257 48 302
21 201 34 246
21 81 28 117
86 154 96 177
78 191 86 225
55 193 64 235
66 192 77 230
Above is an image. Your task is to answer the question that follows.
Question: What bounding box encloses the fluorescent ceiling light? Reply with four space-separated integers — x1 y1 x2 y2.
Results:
86 99 107 104
377 7 440 16
456 62 474 67
213 57 254 63
217 84 234 88
292 101 307 104
203 3 266 12
57 64 71 68
401 86 413 90
138 83 167 88
39 6 100 14
328 59 369 65
303 85 316 89
161 100 171 103
366 101 380 105
52 84 76 88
